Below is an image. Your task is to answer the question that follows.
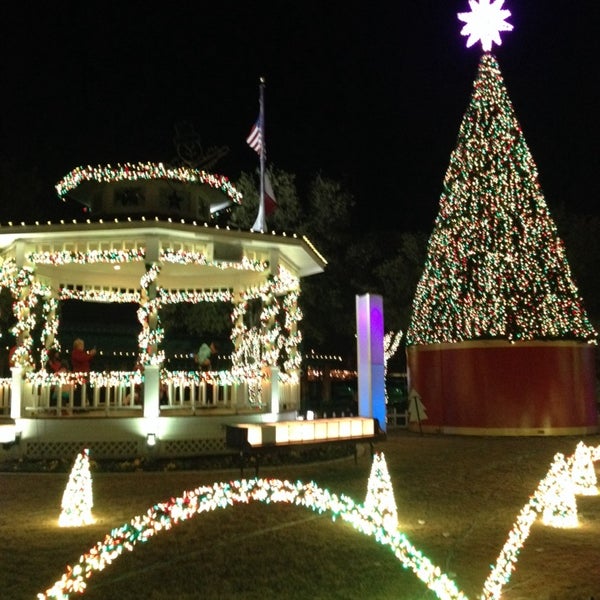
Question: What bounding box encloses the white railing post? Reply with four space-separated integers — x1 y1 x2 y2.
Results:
190 381 197 412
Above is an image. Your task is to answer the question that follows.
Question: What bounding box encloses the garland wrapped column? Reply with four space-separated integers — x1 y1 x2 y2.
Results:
139 258 163 419
11 267 37 372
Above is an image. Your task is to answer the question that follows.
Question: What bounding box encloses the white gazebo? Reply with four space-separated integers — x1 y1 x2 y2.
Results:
0 162 328 461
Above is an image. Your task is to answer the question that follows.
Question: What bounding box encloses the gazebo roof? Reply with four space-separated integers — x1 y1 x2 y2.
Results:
0 218 327 291
0 162 326 294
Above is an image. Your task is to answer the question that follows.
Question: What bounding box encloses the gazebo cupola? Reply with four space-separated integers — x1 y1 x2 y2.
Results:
55 162 242 221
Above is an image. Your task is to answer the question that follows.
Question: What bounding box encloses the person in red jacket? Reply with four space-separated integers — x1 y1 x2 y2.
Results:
45 348 63 373
71 338 96 372
71 338 96 408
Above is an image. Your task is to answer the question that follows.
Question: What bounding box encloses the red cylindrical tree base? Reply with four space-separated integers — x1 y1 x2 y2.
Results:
406 341 598 435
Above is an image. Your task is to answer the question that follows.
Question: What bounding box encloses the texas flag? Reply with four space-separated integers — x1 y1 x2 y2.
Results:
264 173 277 216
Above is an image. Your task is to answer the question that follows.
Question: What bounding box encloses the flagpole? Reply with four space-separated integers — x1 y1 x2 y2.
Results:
252 77 267 232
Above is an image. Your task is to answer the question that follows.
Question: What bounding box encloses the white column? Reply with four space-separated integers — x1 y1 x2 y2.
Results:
269 366 280 413
143 364 160 419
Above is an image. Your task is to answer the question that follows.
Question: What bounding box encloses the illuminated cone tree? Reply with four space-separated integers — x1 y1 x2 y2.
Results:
405 53 598 434
58 448 95 527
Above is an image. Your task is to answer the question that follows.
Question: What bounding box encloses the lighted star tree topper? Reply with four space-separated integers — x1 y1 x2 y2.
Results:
457 0 513 52
406 52 597 345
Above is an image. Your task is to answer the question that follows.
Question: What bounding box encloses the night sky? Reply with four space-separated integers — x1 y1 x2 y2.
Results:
1 1 598 232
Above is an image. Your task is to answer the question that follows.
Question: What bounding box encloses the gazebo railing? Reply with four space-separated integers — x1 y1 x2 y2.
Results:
160 371 298 414
13 369 300 416
161 371 243 411
23 371 144 415
0 378 10 415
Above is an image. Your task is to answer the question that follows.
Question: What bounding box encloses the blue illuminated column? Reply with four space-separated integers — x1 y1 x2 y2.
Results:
355 294 386 432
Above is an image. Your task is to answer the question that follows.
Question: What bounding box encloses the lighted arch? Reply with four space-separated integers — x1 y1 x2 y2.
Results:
38 454 465 600
38 444 600 600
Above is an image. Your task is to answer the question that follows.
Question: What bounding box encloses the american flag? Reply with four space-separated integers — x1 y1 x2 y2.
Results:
246 114 264 156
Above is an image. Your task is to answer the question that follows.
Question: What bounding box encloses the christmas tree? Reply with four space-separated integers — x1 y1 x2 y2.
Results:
58 448 95 527
364 452 398 533
406 52 597 346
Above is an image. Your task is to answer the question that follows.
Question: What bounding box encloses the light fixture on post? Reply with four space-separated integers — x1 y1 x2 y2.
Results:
0 418 18 447
146 433 157 447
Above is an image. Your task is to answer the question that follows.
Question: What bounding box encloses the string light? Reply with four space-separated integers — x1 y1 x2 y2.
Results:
55 162 243 206
569 441 599 496
38 453 466 600
28 248 145 265
2 251 300 376
384 331 403 403
161 249 267 272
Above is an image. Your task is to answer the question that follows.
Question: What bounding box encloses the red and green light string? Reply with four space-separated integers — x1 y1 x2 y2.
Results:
406 54 596 346
27 248 267 272
39 441 600 600
38 452 466 600
4 249 292 371
55 162 243 206
230 267 303 389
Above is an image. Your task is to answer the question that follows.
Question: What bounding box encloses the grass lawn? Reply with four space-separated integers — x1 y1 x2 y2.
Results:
1 430 600 599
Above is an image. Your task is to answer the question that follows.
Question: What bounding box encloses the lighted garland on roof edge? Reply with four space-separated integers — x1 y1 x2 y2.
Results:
55 162 243 205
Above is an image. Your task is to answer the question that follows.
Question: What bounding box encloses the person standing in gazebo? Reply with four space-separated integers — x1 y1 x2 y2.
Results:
195 340 218 404
46 348 71 408
195 340 218 371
